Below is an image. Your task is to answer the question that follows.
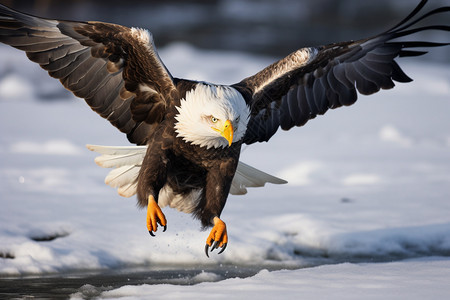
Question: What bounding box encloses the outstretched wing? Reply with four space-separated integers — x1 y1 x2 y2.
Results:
0 5 177 145
234 0 449 145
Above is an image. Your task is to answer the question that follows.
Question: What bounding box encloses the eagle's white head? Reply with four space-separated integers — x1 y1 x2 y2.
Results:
175 84 250 149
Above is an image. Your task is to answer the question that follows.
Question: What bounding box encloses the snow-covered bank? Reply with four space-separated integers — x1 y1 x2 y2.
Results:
91 258 450 300
1 42 450 298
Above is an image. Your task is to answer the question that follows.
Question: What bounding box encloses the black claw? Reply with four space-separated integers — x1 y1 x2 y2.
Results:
211 241 220 252
149 231 155 237
163 225 167 232
218 243 227 255
205 244 210 258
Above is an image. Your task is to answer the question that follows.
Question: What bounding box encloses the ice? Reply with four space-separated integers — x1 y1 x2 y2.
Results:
0 42 449 298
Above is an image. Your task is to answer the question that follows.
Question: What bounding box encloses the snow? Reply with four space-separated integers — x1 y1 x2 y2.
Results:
0 42 450 299
379 125 414 147
10 139 83 156
96 258 450 300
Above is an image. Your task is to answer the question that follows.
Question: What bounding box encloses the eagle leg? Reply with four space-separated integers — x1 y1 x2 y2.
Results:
146 195 167 236
204 216 228 257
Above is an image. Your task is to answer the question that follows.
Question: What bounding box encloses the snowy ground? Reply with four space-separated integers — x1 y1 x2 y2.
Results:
0 42 450 299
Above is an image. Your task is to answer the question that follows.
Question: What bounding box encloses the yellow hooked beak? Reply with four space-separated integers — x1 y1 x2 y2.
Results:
213 119 234 146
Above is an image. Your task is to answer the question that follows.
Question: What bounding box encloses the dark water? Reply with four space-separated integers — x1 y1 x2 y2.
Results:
1 253 440 299
0 264 267 299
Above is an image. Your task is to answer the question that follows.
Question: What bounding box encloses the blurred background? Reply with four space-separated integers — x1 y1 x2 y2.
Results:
1 0 449 61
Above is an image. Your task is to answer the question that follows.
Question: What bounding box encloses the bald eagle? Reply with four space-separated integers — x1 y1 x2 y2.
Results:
0 1 448 257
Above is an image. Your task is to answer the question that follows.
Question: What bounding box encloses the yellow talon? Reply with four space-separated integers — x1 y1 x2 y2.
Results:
146 195 167 236
205 217 228 257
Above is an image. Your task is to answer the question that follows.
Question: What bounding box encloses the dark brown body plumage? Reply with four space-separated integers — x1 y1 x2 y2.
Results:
136 92 242 227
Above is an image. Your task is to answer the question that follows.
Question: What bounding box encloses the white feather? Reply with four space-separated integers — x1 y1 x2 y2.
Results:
158 185 202 213
230 161 287 195
105 165 140 188
86 144 147 155
87 144 146 168
174 84 250 149
253 47 317 94
87 145 145 197
118 182 139 198
94 153 144 168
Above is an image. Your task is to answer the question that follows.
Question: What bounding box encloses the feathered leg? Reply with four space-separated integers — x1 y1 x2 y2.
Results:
201 160 237 257
137 140 169 237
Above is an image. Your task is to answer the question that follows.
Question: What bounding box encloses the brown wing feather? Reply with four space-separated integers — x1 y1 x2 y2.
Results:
0 5 177 145
234 0 449 144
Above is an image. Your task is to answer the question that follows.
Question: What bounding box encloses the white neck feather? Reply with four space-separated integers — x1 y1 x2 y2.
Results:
174 84 250 149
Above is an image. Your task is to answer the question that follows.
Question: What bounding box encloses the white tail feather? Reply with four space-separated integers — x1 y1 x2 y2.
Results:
87 144 287 198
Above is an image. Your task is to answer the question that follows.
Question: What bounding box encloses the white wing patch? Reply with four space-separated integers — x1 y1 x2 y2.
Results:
130 27 152 45
253 47 317 95
139 84 158 95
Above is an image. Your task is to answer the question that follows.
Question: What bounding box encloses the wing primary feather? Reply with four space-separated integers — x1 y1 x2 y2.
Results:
331 67 357 106
295 86 310 126
390 60 413 83
25 42 86 64
332 64 354 89
312 76 328 114
358 60 395 90
286 87 300 122
84 73 123 108
390 6 450 34
393 25 450 39
359 57 393 76
46 50 92 76
279 91 295 130
349 61 384 94
387 0 428 33
398 50 428 57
